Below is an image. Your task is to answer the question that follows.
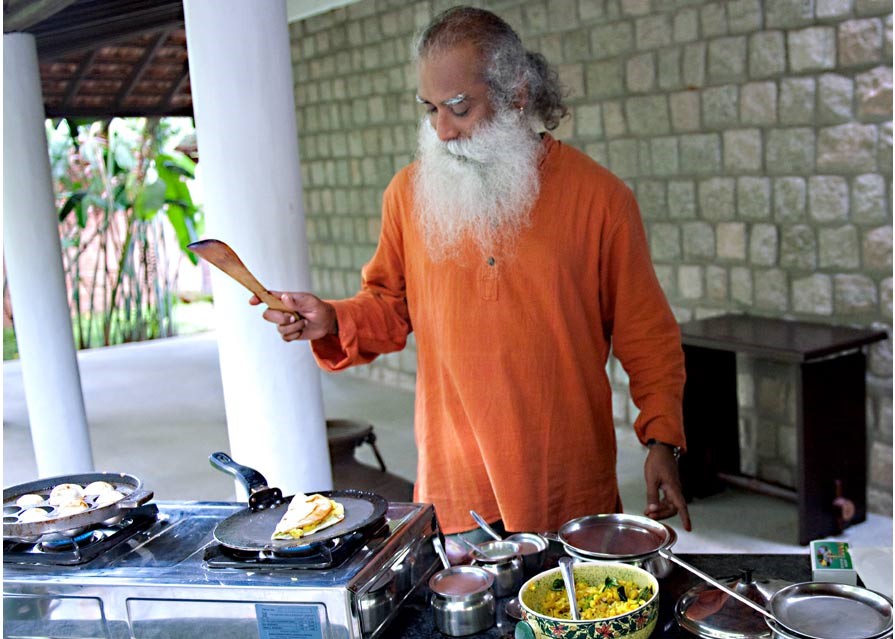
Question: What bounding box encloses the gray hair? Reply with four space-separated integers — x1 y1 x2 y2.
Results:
414 6 568 131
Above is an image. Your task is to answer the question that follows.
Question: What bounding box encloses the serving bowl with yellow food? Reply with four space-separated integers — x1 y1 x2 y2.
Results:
515 561 659 639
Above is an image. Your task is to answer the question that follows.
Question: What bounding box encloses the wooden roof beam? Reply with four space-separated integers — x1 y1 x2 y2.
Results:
114 27 170 106
59 49 99 112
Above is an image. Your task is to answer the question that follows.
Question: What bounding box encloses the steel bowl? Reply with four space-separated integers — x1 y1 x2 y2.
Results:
516 560 659 639
505 533 549 577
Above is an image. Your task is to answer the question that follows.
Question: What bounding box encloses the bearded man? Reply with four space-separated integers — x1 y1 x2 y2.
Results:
253 6 691 546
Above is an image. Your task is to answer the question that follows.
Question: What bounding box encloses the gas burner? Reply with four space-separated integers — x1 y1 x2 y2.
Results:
39 529 104 552
3 504 159 566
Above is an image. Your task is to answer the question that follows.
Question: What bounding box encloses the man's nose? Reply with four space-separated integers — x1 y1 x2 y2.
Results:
435 112 459 141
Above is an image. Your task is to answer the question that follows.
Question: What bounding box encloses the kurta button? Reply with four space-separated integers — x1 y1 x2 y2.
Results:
487 257 495 266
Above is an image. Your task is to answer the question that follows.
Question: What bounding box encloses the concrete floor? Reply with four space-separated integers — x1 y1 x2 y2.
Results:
3 331 892 594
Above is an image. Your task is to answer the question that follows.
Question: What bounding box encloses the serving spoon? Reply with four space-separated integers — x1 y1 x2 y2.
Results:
469 510 504 542
188 239 302 321
559 556 581 621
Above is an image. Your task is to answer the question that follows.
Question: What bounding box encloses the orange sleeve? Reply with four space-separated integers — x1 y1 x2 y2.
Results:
599 187 687 450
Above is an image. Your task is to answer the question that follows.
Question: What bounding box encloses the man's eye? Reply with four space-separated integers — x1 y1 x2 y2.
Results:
451 108 469 117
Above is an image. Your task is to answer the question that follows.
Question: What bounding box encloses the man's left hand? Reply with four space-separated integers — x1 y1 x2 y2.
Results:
643 444 692 531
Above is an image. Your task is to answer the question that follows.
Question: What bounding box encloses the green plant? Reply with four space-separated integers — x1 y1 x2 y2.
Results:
48 117 203 349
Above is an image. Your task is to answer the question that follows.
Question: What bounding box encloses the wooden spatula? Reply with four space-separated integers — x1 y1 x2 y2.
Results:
188 239 302 320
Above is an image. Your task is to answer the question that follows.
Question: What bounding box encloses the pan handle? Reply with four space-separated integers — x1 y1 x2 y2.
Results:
209 452 270 493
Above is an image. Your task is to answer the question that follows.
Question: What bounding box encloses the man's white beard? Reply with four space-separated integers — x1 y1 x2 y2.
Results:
413 109 542 259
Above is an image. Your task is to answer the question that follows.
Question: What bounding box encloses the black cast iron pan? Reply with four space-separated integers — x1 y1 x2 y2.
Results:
209 452 388 553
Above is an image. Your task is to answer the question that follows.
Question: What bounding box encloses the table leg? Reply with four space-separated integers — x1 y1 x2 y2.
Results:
798 352 868 545
680 345 740 499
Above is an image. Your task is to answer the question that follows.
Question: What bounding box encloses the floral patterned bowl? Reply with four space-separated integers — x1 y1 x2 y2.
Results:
514 560 659 639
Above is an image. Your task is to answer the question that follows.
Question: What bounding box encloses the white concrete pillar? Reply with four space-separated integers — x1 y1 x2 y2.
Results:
3 33 94 477
183 0 331 496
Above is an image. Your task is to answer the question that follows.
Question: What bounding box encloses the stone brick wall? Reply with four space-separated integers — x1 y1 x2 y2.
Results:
289 0 893 515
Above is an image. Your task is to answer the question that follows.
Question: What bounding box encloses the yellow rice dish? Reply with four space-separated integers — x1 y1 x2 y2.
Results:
533 576 653 620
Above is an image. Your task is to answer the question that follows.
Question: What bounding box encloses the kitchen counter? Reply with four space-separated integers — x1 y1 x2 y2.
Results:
389 553 812 639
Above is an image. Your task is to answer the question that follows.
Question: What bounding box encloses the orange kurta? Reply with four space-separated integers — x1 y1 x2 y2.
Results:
312 135 685 534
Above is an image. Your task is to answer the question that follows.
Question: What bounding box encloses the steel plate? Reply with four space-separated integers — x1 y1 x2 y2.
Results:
769 582 893 639
213 489 388 553
559 513 671 560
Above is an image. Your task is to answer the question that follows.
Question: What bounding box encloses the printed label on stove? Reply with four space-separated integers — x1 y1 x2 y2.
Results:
256 603 324 639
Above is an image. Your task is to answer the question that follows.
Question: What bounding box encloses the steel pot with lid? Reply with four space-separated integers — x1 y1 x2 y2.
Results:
429 565 496 636
472 540 525 597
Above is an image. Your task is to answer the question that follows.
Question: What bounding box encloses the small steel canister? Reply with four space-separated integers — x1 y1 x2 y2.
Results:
472 540 524 598
429 565 496 636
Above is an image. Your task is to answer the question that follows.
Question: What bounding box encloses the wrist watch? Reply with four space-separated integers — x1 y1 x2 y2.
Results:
646 439 681 461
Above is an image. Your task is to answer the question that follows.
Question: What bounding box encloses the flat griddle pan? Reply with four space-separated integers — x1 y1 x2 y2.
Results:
214 488 388 553
208 452 388 553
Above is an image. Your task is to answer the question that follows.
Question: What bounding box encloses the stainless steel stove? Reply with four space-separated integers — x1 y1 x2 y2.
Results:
3 500 440 639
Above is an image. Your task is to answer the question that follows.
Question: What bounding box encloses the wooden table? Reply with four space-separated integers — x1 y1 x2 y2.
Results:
677 314 887 545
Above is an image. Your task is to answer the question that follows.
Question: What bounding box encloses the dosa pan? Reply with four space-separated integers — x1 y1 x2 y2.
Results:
213 489 388 553
208 452 388 553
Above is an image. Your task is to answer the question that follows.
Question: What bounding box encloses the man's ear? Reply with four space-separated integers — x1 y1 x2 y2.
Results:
513 86 529 111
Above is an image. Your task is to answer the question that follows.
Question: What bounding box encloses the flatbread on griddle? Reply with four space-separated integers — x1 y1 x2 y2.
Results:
272 493 346 540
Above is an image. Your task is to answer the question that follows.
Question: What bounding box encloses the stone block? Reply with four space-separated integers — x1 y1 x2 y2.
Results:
855 0 894 14
856 66 893 119
591 22 634 59
818 74 854 123
834 274 879 313
819 225 860 268
780 77 816 124
651 137 680 175
882 277 893 322
793 274 834 314
658 47 683 90
586 59 624 98
674 7 699 43
699 177 736 219
559 63 586 100
700 3 727 37
781 225 818 270
839 18 884 66
774 177 807 222
626 52 656 92
731 266 754 304
852 173 889 222
863 226 893 271
754 268 789 310
602 100 627 137
682 221 716 258
766 128 816 174
682 42 706 87
717 222 747 260
678 265 704 299
668 180 697 218
637 180 666 218
809 175 849 221
817 0 854 17
681 133 722 174
608 138 639 177
766 0 814 28
706 264 728 301
670 91 701 131
636 14 672 49
575 104 603 138
880 122 892 173
650 222 682 260
548 0 579 31
886 14 893 59
817 123 878 172
728 0 763 33
738 176 772 219
724 129 763 172
702 85 740 128
709 36 748 82
789 27 837 72
740 81 778 125
749 31 787 78
750 223 778 265
562 29 592 63
578 0 605 23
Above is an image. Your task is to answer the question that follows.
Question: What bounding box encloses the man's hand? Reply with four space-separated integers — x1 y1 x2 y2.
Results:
249 292 337 342
643 444 692 531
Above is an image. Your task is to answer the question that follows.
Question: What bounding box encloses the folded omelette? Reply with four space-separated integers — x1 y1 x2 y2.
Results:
272 493 345 540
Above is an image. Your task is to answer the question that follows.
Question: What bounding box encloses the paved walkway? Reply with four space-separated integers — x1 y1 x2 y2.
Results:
3 332 892 592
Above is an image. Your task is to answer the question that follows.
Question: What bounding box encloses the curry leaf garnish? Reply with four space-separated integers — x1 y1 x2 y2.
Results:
618 585 628 602
551 578 564 591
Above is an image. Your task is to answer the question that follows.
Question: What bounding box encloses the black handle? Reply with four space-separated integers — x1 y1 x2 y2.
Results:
209 451 269 493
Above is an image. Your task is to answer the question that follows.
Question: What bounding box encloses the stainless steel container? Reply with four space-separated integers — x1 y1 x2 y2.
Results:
473 540 524 597
429 565 496 636
505 533 548 577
